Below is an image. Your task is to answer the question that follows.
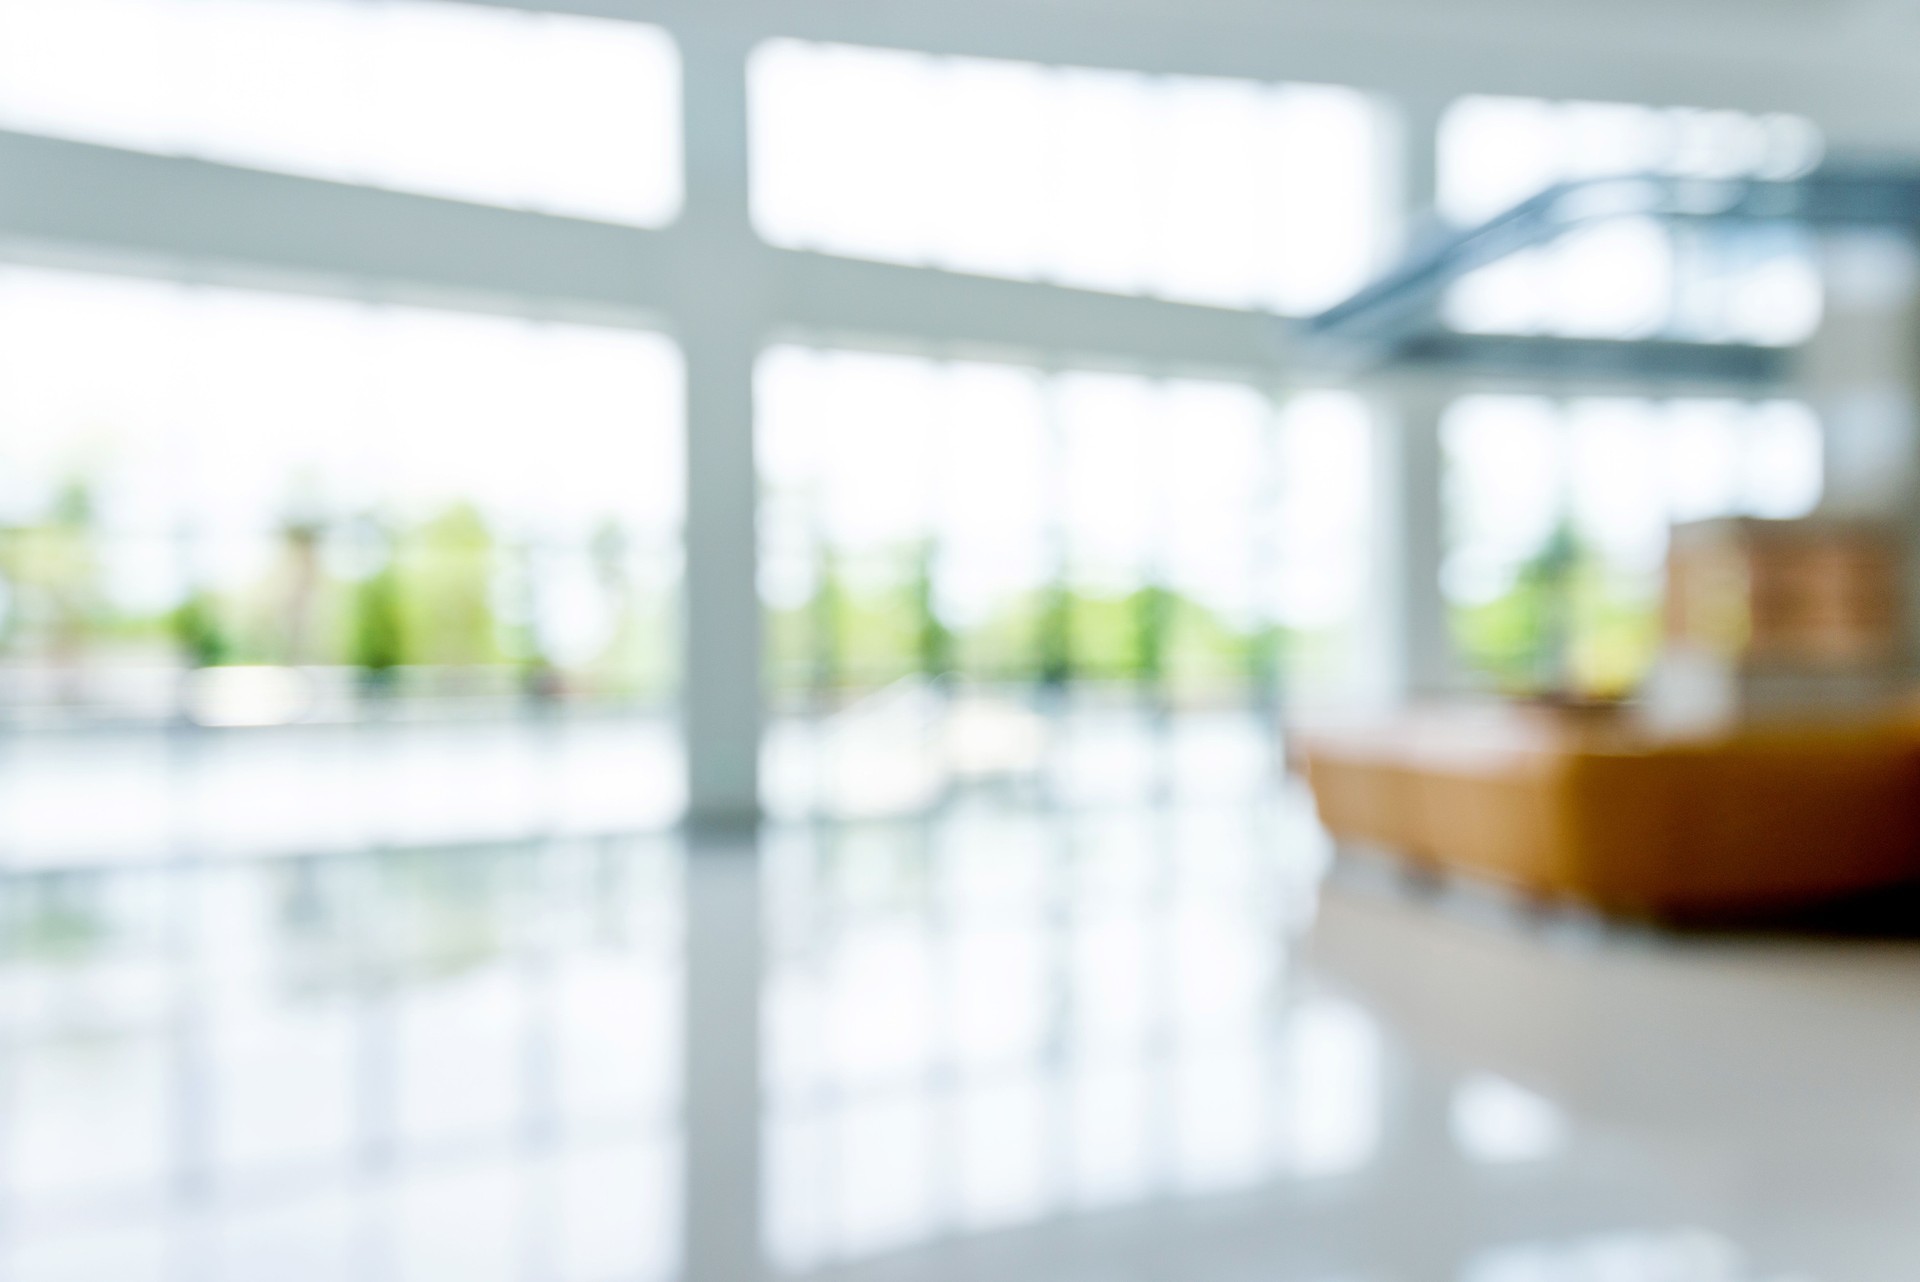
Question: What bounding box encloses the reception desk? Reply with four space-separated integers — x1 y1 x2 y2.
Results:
1295 704 1920 921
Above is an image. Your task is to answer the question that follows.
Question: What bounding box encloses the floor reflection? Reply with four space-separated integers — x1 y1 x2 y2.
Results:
0 718 685 867
761 801 1370 1270
0 836 683 1282
2 787 1909 1281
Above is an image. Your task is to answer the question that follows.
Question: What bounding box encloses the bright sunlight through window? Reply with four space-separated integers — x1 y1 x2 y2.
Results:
751 40 1383 315
0 0 682 224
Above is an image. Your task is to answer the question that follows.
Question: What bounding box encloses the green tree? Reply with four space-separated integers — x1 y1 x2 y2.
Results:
911 540 954 681
34 478 104 698
400 503 498 669
351 563 406 687
1037 581 1074 690
810 549 847 696
171 590 231 668
1133 583 1173 692
1454 518 1592 696
1523 519 1582 694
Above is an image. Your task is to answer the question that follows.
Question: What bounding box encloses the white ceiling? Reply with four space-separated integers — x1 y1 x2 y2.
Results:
508 0 1920 154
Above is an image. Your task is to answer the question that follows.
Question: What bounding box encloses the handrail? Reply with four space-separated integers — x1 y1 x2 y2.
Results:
1303 167 1920 349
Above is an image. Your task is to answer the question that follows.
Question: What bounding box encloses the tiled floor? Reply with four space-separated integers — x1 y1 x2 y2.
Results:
2 781 1917 1281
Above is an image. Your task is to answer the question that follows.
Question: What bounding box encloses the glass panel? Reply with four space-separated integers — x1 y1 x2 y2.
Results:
1438 95 1822 224
0 265 687 859
0 0 682 225
758 344 1374 819
1442 393 1823 695
1436 95 1825 344
751 40 1382 315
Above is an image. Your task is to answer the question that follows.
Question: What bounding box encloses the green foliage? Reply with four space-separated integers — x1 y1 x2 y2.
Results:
955 593 1049 682
1037 582 1074 688
0 484 680 705
0 877 109 964
834 591 922 686
764 535 1656 708
910 542 954 680
171 591 232 669
351 561 407 683
1134 584 1172 687
1452 519 1661 698
1568 571 1661 698
1168 596 1258 694
1067 592 1142 679
1453 590 1544 692
7 477 105 658
769 564 1310 701
398 503 499 668
810 551 848 690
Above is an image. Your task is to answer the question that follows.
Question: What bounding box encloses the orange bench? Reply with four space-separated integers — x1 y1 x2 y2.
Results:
1296 705 1920 921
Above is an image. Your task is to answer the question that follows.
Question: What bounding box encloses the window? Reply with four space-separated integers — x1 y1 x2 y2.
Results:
1438 96 1821 225
760 348 1371 702
0 265 685 722
758 345 1372 816
1442 394 1822 694
751 41 1383 314
1437 96 1825 344
0 0 682 224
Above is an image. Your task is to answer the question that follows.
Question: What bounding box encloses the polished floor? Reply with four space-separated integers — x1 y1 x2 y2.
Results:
2 783 1917 1281
0 701 1271 864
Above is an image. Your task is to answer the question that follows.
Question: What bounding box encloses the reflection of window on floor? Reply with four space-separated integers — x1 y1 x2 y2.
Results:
751 40 1382 313
1437 96 1825 344
0 266 683 727
0 836 683 1281
1442 394 1823 696
760 809 1382 1271
0 0 681 224
1462 1229 1773 1282
757 346 1373 816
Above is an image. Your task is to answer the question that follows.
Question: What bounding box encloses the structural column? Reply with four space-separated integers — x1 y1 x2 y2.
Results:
1358 91 1458 708
672 28 771 1282
675 24 768 831
1381 90 1452 262
1801 229 1920 652
1364 383 1455 706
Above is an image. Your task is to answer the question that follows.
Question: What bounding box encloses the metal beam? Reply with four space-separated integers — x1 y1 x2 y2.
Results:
0 130 1286 374
1387 333 1795 388
1303 168 1920 381
0 131 1805 391
765 251 1283 373
0 131 678 316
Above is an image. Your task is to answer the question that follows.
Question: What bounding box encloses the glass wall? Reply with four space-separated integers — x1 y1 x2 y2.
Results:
1437 96 1825 344
0 0 682 225
1438 97 1822 225
0 265 685 727
757 346 1373 817
751 40 1383 314
1442 394 1823 695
